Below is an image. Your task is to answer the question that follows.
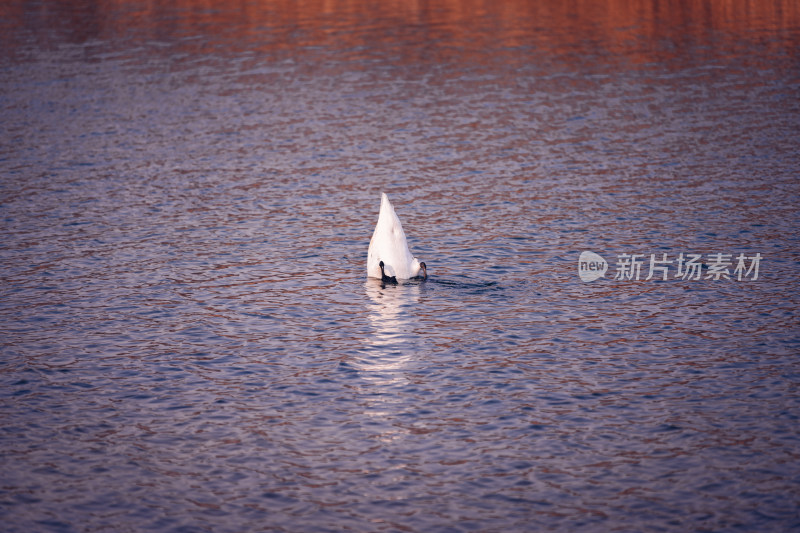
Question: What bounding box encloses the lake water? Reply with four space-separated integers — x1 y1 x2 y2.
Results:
1 0 799 531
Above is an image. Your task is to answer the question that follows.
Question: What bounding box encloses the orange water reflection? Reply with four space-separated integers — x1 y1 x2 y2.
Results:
2 0 799 65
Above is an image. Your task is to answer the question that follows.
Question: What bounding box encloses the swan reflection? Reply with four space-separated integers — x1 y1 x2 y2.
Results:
356 279 424 423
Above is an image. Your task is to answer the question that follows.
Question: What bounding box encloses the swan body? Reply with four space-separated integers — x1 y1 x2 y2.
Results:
367 193 426 280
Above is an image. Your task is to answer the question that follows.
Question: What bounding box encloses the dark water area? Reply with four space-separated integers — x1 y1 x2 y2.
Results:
1 0 800 531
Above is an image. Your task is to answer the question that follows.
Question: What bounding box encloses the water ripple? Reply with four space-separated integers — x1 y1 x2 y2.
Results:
2 0 800 532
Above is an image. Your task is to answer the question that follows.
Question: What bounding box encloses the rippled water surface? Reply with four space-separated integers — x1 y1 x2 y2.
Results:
2 0 800 531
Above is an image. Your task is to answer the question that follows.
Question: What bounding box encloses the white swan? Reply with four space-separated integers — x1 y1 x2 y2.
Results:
367 192 427 281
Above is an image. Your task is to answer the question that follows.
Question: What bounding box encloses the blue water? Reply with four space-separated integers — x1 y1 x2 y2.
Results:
1 0 799 531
